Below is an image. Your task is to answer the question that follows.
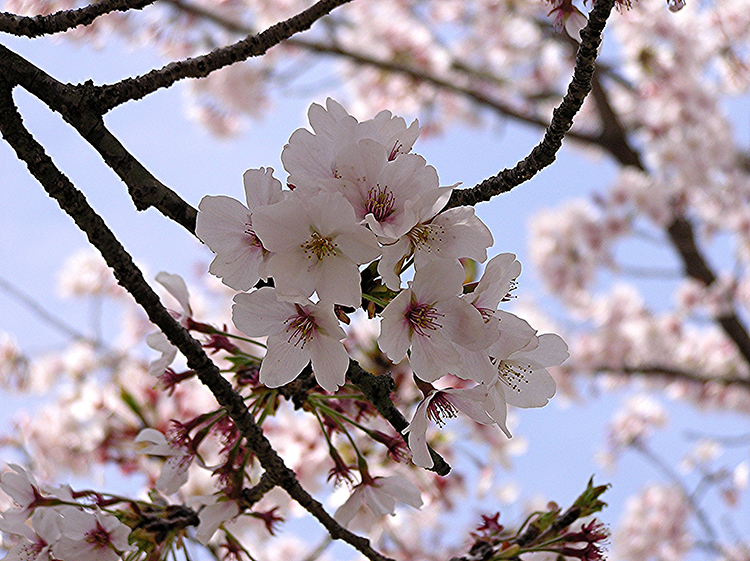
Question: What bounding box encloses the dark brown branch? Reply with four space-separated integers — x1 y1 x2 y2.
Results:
666 218 750 366
0 0 156 37
0 79 393 561
0 43 197 231
593 364 750 391
95 0 355 112
347 361 451 476
446 0 615 209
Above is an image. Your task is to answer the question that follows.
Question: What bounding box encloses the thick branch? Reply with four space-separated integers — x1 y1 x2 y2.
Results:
0 43 197 231
95 0 354 111
0 0 156 37
446 0 615 208
0 80 393 561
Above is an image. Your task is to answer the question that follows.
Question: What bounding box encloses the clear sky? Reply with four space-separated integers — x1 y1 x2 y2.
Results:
1 29 747 555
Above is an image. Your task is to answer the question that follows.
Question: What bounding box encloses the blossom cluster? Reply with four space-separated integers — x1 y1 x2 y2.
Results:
195 98 568 469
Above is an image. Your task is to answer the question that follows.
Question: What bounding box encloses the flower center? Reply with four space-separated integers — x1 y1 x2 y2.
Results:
301 231 338 260
388 140 403 161
407 223 445 250
476 307 494 323
365 185 396 222
85 523 112 550
492 359 532 394
426 392 457 427
284 305 317 348
243 220 263 249
407 303 443 337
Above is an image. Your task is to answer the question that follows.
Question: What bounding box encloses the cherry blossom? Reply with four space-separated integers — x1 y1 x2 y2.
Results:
333 475 423 528
281 98 420 192
404 386 496 469
196 167 284 291
136 428 195 495
232 287 349 391
55 507 132 561
378 260 493 382
0 507 61 561
252 192 381 307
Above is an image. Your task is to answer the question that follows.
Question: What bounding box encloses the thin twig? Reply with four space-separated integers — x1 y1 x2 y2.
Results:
95 0 356 111
446 0 615 208
0 0 156 37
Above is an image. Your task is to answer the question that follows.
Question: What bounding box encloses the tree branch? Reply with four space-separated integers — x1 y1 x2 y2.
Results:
94 0 355 111
0 0 156 37
446 0 615 209
0 79 393 561
593 364 750 391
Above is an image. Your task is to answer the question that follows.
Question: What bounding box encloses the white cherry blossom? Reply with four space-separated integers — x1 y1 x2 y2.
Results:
282 98 420 192
378 200 493 290
135 428 194 495
404 386 496 468
252 192 380 307
55 507 132 561
232 287 349 392
333 475 422 528
196 167 284 291
483 333 566 436
378 260 492 382
0 507 61 561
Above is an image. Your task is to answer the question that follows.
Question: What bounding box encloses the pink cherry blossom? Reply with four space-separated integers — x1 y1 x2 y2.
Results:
252 192 381 307
379 260 492 382
232 287 349 392
196 167 284 291
0 507 61 561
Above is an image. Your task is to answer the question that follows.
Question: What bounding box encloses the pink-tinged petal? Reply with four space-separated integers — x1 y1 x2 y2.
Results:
281 128 335 191
473 253 521 309
376 476 423 509
317 256 363 308
310 304 347 340
411 260 465 304
308 192 359 235
259 336 310 388
362 485 396 518
243 167 284 210
232 288 295 337
307 334 349 392
454 347 496 384
516 333 569 367
445 387 495 425
196 195 254 255
335 226 381 265
501 361 556 408
207 246 264 292
334 488 364 528
486 312 538 359
483 383 512 437
378 291 414 362
156 272 192 317
378 237 412 290
410 332 460 382
263 251 317 304
403 397 434 468
252 197 310 252
413 207 493 267
196 500 240 545
412 186 453 223
439 297 497 351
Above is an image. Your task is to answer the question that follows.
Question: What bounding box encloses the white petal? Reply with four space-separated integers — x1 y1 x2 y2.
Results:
378 237 412 290
378 290 414 362
252 197 310 252
483 383 512 437
411 260 464 304
308 334 349 392
334 489 364 528
232 288 294 337
376 476 423 509
501 361 556 408
259 336 311 387
156 272 192 317
410 332 460 382
403 396 434 468
439 297 497 351
515 333 569 367
316 256 363 308
243 167 284 210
